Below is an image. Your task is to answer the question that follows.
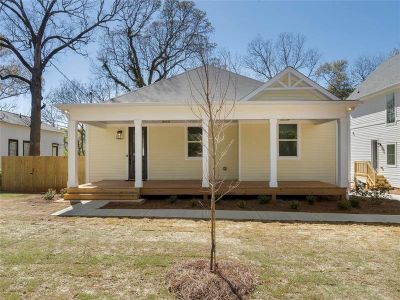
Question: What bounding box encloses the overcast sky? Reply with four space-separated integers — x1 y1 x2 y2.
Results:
8 0 400 114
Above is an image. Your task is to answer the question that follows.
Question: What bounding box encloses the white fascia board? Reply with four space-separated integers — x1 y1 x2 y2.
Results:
66 100 359 122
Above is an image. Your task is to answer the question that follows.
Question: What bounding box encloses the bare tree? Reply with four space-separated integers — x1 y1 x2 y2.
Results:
187 51 238 272
216 49 244 75
351 54 386 84
244 32 321 80
0 38 29 107
43 78 112 155
0 0 121 155
97 0 214 92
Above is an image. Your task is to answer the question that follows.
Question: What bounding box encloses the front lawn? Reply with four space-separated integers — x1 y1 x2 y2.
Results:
0 196 399 299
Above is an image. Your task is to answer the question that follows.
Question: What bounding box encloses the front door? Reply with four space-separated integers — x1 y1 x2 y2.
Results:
371 140 378 170
128 127 148 180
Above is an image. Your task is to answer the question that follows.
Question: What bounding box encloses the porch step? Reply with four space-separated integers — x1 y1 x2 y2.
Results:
64 193 139 201
67 187 138 194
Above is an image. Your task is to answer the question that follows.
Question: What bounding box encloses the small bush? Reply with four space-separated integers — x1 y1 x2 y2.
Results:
43 188 57 201
59 188 67 198
337 199 351 210
237 200 246 209
306 195 317 205
168 195 178 204
290 200 299 210
257 195 271 204
349 195 360 208
190 199 198 208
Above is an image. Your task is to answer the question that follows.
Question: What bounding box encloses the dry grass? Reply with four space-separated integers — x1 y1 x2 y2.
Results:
166 259 258 299
0 195 399 299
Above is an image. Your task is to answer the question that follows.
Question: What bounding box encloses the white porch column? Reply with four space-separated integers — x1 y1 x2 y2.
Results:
269 118 278 187
338 114 350 188
202 118 209 188
67 120 79 188
134 119 143 188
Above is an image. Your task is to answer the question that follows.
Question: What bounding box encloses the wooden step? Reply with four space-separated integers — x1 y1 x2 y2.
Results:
64 193 139 201
67 187 138 194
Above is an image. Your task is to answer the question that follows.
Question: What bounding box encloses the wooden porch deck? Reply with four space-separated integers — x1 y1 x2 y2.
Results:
65 180 346 201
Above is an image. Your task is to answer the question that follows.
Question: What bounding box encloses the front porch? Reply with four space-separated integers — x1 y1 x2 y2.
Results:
64 180 347 201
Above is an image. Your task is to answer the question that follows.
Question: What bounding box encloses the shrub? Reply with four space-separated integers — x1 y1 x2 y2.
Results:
337 199 351 210
257 195 271 204
59 188 67 198
306 195 317 205
349 195 360 208
190 199 198 208
43 188 57 201
290 200 299 210
237 200 246 209
168 195 178 204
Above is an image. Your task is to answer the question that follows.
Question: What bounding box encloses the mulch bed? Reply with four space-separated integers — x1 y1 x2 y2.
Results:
166 259 259 300
101 195 400 215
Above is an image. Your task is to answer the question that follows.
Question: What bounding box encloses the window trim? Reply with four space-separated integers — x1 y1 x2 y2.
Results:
185 125 203 160
386 93 396 125
23 140 30 156
278 122 301 160
8 139 19 156
386 143 396 167
52 143 59 156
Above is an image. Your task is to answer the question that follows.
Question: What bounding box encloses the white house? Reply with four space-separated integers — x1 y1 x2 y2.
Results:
349 54 400 188
0 110 64 166
58 66 358 201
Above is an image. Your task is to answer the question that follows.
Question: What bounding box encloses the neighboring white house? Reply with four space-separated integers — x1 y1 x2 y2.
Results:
0 111 65 166
349 54 400 188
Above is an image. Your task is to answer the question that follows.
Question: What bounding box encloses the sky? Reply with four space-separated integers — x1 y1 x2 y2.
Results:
8 0 400 114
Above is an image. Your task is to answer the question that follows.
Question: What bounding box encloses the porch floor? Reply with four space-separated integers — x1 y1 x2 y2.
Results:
69 180 346 199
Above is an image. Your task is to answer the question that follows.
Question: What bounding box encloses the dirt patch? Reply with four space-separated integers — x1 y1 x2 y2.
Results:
166 259 259 300
101 196 400 215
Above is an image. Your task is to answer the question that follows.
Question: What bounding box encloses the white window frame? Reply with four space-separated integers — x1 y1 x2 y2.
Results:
23 140 30 156
278 122 300 160
386 143 396 167
185 125 202 160
386 93 396 125
52 143 59 156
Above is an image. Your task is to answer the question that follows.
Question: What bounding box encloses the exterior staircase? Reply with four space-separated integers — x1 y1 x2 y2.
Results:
64 185 140 201
375 174 392 190
354 161 392 189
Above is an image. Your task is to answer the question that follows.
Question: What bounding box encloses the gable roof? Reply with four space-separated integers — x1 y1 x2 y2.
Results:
0 110 63 133
242 67 340 101
110 65 263 103
348 54 400 100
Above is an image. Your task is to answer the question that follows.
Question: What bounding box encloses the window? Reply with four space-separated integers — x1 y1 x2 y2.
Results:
387 144 396 166
52 143 59 156
23 141 30 156
187 127 202 158
8 139 18 156
279 124 298 157
386 93 396 124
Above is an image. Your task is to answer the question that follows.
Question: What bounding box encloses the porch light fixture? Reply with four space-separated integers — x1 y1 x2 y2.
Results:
116 129 123 140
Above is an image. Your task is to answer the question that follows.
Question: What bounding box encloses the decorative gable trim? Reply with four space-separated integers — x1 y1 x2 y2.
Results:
242 67 340 101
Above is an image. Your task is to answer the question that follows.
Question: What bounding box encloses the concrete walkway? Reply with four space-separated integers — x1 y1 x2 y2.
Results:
52 200 400 224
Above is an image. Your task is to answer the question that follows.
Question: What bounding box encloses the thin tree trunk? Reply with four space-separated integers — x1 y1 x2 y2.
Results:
29 73 42 156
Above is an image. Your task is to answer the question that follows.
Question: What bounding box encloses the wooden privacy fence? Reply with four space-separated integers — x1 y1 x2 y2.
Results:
1 156 85 193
